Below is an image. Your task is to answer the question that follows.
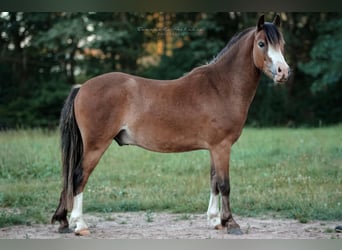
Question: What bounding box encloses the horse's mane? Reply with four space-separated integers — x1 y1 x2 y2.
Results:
210 27 254 63
210 22 282 64
263 22 283 45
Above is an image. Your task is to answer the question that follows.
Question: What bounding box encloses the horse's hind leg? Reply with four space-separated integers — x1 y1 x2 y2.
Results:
69 138 112 235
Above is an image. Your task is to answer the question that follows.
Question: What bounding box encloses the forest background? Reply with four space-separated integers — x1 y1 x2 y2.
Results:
0 12 341 128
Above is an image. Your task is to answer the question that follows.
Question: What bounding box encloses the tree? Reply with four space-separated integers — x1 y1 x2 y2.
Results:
0 12 341 128
141 12 244 79
298 15 342 92
0 12 149 128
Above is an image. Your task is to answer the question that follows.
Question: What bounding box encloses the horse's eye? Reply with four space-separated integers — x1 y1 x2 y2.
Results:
258 41 265 48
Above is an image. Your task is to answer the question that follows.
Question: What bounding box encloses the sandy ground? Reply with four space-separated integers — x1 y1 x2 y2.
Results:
0 212 341 239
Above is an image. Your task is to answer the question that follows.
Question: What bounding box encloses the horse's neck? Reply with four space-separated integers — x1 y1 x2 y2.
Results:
211 31 261 105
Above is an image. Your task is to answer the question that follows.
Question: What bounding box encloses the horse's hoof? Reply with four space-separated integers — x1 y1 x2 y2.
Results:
227 227 243 235
58 227 73 234
75 229 91 236
214 224 225 230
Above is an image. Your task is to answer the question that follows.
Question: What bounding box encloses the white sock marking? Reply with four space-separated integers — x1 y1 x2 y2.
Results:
69 192 88 232
207 192 221 228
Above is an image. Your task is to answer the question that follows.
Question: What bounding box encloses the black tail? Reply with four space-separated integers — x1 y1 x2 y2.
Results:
60 85 84 212
52 85 84 227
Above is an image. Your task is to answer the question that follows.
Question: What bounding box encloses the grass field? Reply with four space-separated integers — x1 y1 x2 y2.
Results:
0 126 341 227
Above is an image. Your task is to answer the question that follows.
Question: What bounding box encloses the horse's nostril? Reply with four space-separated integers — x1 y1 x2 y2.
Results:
278 67 282 73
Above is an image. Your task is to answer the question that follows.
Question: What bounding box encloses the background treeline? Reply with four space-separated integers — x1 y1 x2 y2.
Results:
0 12 341 128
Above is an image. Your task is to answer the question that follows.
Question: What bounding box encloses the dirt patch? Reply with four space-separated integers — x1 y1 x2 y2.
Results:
0 212 340 239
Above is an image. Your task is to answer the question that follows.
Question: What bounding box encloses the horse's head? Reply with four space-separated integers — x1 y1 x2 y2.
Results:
253 14 290 83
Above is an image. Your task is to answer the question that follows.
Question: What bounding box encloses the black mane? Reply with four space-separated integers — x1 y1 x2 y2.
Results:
210 23 282 64
263 22 282 45
210 27 254 64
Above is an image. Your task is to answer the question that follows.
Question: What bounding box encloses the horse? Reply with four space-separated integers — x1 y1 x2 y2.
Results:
51 14 290 236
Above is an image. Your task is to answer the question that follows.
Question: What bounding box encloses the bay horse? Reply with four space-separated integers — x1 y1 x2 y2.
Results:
52 14 290 236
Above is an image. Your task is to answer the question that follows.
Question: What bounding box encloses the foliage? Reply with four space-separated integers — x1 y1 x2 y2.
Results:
0 12 341 128
142 13 227 79
247 78 290 127
0 127 341 227
298 17 342 92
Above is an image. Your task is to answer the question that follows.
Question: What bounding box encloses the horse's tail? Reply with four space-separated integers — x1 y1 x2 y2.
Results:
60 85 83 211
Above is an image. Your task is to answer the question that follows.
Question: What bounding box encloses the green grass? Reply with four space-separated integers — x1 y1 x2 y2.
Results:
0 126 341 227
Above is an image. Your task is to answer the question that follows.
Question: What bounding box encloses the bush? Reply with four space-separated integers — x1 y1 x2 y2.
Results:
0 80 70 129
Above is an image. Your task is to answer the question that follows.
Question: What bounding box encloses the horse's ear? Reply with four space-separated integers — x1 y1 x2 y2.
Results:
257 15 265 31
273 14 281 27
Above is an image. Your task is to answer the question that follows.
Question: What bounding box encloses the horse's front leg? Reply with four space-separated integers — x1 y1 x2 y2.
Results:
208 143 243 235
207 157 222 229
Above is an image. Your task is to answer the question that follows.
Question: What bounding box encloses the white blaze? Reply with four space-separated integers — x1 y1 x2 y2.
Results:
267 45 288 68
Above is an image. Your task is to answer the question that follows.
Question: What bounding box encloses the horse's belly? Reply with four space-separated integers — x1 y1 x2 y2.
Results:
114 123 205 153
